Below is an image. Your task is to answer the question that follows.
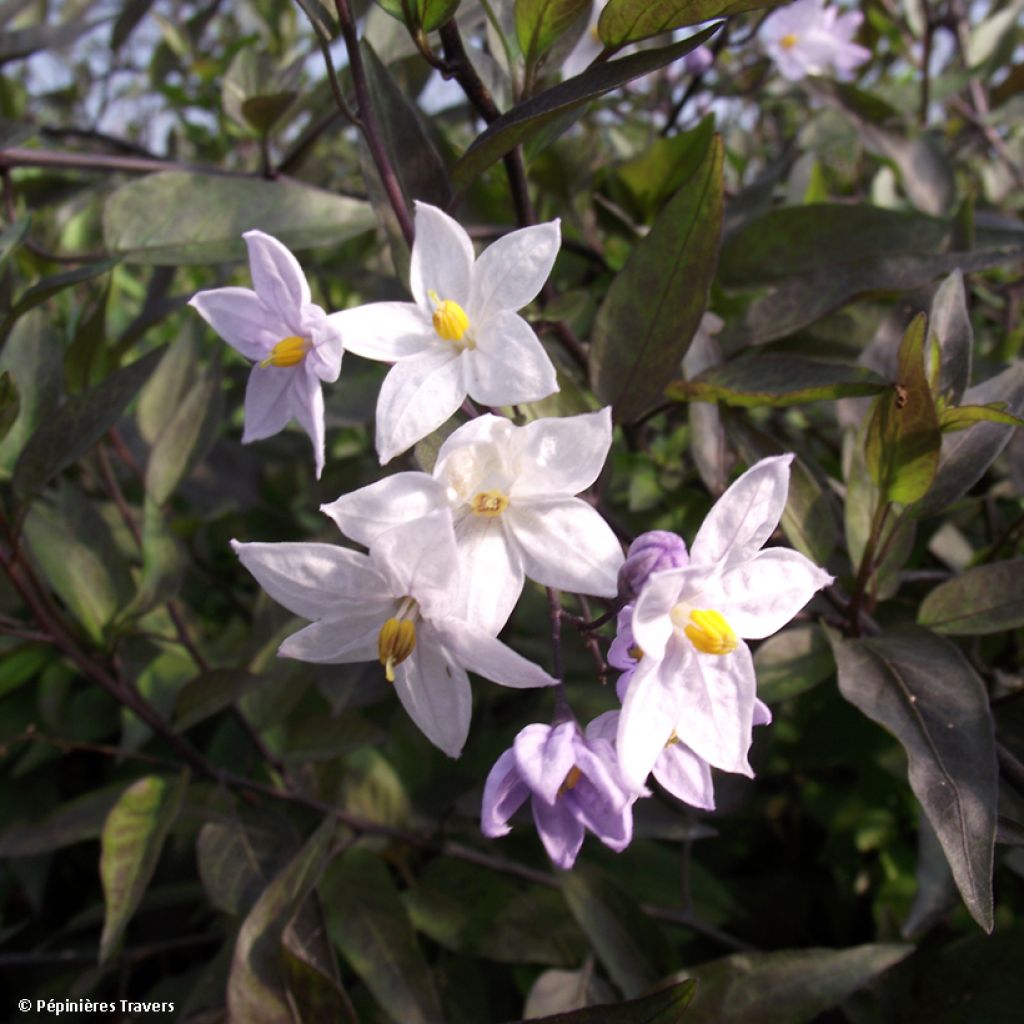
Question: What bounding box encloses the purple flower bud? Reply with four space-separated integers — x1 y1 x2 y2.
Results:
683 45 714 76
617 531 689 602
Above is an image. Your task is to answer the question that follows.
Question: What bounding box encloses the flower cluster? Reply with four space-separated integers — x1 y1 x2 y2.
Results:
193 204 831 871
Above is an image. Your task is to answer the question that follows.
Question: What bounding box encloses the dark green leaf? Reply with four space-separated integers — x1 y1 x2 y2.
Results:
522 965 616 1018
561 864 670 998
865 313 941 504
136 334 200 445
103 172 375 265
598 0 785 44
0 214 30 273
0 783 127 856
322 847 445 1024
222 49 299 134
0 370 19 444
0 19 97 64
174 668 257 733
373 0 462 31
282 909 358 1024
227 819 336 1023
753 624 834 703
452 26 720 191
591 133 723 422
669 356 887 407
282 708 385 762
99 771 190 962
2 260 119 338
918 559 1024 635
830 627 998 932
12 347 163 503
902 814 958 939
516 0 591 66
506 978 698 1023
938 403 1024 431
927 270 972 404
674 944 910 1023
116 499 186 624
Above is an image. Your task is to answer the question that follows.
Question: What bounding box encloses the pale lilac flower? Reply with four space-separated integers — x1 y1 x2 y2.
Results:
608 604 641 700
189 231 344 478
618 530 689 603
481 720 637 869
322 410 622 635
331 202 560 464
682 45 714 75
616 456 832 790
232 511 557 758
762 0 870 82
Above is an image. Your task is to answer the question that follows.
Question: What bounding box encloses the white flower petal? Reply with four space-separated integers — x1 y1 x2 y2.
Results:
231 540 389 620
437 617 558 689
327 302 432 362
631 565 705 660
508 497 622 599
321 472 446 548
514 722 575 806
410 202 475 311
510 408 613 499
452 514 524 635
674 642 757 776
481 748 530 837
690 455 793 566
375 348 465 464
616 650 685 791
278 610 386 663
305 310 345 382
469 219 560 321
706 547 832 639
464 311 558 406
243 366 298 443
288 370 326 479
393 624 471 757
653 743 715 811
369 510 459 618
584 710 619 746
189 287 284 361
434 414 516 468
243 230 310 331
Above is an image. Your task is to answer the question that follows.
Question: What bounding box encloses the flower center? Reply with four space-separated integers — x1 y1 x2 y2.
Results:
260 335 309 368
470 490 509 517
428 290 474 349
780 33 799 50
627 644 644 662
558 765 583 795
670 606 737 656
378 597 418 682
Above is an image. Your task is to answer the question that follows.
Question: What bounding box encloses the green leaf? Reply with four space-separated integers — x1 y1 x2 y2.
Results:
103 172 375 265
451 26 719 191
227 819 336 1023
0 370 19 444
918 559 1024 635
591 133 723 422
116 499 186 624
673 944 911 1024
507 978 698 1023
830 627 998 932
753 624 834 703
136 334 200 445
0 214 30 273
373 0 462 30
99 771 190 963
902 814 958 940
12 347 164 504
598 0 785 44
561 864 670 998
174 668 257 733
322 847 445 1024
0 783 127 857
864 313 941 504
522 966 616 1018
927 270 972 404
0 19 98 64
1 259 120 338
669 356 888 407
516 0 591 66
282 910 358 1024
222 49 300 134
145 359 223 505
938 403 1024 431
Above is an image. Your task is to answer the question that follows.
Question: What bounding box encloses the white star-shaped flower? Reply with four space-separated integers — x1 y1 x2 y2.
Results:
232 510 557 757
332 202 560 464
321 410 623 634
616 456 833 790
189 231 344 478
762 0 869 82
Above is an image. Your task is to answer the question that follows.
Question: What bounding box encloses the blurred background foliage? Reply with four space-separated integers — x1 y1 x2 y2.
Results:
0 0 1023 1021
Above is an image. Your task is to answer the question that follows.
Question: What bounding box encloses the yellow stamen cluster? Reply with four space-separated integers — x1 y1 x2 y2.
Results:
260 335 309 368
683 609 738 656
471 490 510 517
428 289 471 344
378 617 416 682
558 765 583 795
628 644 644 662
780 33 799 50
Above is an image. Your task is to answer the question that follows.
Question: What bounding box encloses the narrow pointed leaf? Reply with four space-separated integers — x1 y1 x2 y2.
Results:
918 559 1024 635
0 371 19 444
830 627 997 932
516 0 591 65
592 134 723 422
505 978 697 1023
0 783 128 856
938 403 1024 431
2 259 120 333
598 0 786 45
928 270 972 404
99 771 190 963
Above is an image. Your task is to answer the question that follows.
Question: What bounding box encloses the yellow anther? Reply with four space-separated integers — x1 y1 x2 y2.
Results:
378 617 416 682
628 644 644 662
780 33 799 50
260 335 309 368
682 608 738 656
428 289 470 343
559 765 583 795
665 730 680 748
470 490 510 517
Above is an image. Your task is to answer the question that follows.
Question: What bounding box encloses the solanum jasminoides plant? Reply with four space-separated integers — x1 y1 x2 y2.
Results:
1 0 1023 1020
